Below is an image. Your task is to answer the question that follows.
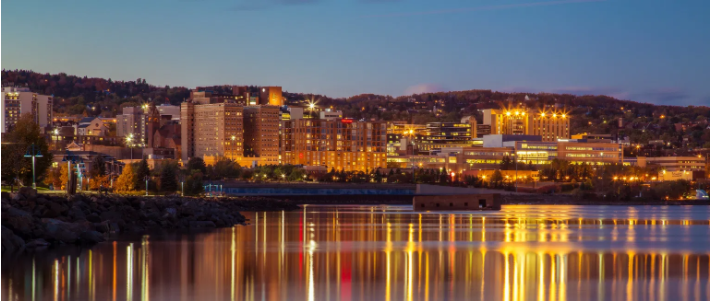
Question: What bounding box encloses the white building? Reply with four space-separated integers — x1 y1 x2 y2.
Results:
319 109 343 120
1 86 53 133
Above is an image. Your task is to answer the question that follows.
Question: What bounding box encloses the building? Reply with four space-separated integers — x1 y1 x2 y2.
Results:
557 141 623 165
182 102 244 164
243 106 280 164
75 117 109 136
638 156 707 172
319 109 343 120
259 86 284 106
571 133 614 143
116 106 146 144
1 86 53 132
281 118 387 172
481 108 570 141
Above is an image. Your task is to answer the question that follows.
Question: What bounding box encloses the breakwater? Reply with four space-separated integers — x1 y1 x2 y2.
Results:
1 188 299 255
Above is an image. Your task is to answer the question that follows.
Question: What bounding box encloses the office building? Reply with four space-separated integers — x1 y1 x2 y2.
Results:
319 109 343 120
281 118 387 172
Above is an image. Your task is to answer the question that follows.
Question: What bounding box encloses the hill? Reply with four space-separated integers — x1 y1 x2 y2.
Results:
3 69 709 149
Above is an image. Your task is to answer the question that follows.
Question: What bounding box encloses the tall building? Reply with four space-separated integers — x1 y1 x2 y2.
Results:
188 102 244 163
1 86 53 133
116 104 180 145
281 119 387 172
243 106 280 164
181 100 282 166
481 108 570 141
116 106 146 145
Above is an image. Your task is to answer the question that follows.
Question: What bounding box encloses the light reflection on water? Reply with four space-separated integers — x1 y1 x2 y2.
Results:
2 205 709 301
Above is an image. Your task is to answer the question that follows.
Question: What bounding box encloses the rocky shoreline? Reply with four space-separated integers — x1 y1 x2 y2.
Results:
1 188 299 255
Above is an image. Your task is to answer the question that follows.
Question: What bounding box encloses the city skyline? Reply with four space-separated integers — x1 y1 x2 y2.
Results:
2 0 709 106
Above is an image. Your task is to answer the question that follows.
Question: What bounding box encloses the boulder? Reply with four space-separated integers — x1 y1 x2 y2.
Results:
2 207 35 237
79 231 105 244
68 206 86 221
42 218 79 243
25 238 50 250
1 225 25 254
11 187 37 201
86 213 101 223
189 221 216 229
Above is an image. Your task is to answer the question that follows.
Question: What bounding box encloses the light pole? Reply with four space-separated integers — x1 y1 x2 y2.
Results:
144 176 149 196
126 134 134 160
180 175 185 197
24 143 43 190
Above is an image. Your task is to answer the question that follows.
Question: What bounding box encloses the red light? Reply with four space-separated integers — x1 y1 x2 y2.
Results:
299 153 304 159
450 172 455 177
341 119 353 123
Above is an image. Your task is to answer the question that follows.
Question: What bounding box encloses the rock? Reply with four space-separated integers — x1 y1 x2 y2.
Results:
189 221 216 229
2 207 35 237
25 238 50 250
100 211 122 221
86 213 101 223
68 206 86 221
94 221 111 233
41 201 68 218
16 187 37 200
1 225 25 254
79 231 105 244
42 219 79 243
163 208 177 219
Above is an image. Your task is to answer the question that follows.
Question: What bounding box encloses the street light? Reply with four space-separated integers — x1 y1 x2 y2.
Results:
24 143 43 190
144 176 149 196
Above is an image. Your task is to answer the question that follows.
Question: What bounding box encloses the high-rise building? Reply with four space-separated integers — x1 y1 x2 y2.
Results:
183 102 244 164
116 106 146 145
481 108 570 141
259 86 283 106
243 106 280 164
1 86 53 133
281 119 387 172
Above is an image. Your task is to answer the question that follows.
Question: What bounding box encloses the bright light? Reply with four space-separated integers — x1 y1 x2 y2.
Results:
540 113 545 117
505 111 511 116
409 129 414 134
552 113 557 118
515 111 520 116
562 114 566 118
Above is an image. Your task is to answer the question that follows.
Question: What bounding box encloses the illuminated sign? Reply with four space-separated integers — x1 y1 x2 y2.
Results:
341 119 353 123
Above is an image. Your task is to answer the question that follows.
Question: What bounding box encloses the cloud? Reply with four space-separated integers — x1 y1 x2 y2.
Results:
362 0 606 18
404 83 446 95
229 0 321 11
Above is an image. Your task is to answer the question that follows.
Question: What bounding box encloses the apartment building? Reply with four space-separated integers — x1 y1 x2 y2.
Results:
1 86 53 132
281 118 387 172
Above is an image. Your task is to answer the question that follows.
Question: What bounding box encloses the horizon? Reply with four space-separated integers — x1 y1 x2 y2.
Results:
2 0 710 106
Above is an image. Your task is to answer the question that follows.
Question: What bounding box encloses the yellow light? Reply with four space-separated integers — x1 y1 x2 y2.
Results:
562 114 566 118
552 113 557 118
409 129 414 134
515 111 519 116
506 112 511 116
540 113 545 117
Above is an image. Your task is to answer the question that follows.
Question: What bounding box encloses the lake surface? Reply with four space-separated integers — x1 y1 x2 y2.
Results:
2 205 710 301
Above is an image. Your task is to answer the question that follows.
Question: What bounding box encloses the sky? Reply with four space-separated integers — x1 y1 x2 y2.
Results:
1 0 710 105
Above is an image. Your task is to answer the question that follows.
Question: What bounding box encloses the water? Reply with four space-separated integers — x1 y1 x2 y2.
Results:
2 205 710 301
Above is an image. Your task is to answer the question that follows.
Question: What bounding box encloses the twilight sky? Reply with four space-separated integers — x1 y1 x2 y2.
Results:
2 0 709 105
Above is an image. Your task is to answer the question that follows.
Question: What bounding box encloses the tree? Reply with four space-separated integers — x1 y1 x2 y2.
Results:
59 163 73 190
115 163 138 192
500 155 513 170
184 171 204 196
90 156 106 177
135 157 150 189
0 114 52 190
187 157 207 174
160 164 178 192
43 167 62 189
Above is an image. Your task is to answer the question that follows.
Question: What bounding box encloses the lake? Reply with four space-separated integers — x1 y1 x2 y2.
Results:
2 205 709 301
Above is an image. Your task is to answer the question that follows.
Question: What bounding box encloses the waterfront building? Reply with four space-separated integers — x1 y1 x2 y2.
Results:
281 118 387 172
